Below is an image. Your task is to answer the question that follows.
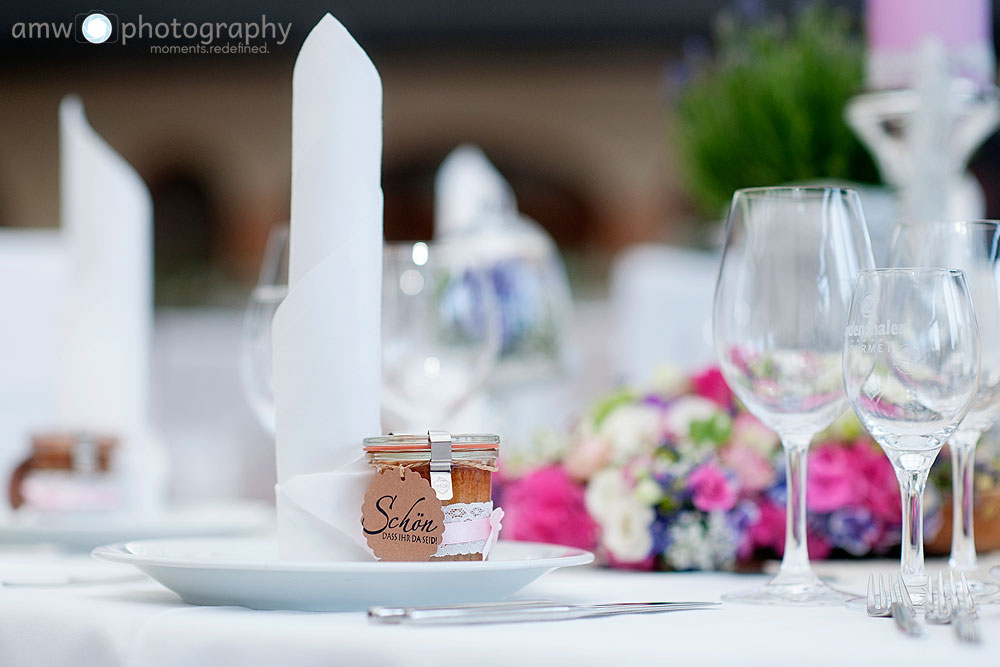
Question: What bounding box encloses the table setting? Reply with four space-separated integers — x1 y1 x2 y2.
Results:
6 1 1000 665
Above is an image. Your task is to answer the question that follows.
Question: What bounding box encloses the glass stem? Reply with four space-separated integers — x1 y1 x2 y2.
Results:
777 437 812 578
898 466 930 591
949 431 979 571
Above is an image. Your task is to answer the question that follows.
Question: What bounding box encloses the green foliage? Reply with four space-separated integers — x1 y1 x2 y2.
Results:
591 389 638 427
673 3 881 217
689 413 732 446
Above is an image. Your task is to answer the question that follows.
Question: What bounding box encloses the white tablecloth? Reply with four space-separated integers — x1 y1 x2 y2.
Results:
1 551 998 666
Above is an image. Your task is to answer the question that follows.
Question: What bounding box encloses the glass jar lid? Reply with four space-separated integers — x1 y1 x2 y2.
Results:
363 433 499 453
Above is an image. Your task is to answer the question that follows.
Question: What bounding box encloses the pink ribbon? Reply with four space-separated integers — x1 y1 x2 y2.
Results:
441 517 492 545
438 507 505 560
481 507 504 560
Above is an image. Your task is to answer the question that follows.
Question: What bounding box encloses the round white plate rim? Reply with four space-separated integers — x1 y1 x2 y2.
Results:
93 537 594 572
0 502 271 545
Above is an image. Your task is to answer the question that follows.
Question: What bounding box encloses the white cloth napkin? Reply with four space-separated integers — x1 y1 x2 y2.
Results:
58 96 166 512
434 144 516 238
273 14 383 561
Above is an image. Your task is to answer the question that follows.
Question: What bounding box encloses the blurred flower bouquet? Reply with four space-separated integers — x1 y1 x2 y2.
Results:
496 367 954 571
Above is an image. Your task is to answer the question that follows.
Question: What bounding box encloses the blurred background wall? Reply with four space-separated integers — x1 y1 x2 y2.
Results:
0 0 912 302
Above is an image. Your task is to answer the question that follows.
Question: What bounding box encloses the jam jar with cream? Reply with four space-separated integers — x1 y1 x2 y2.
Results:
363 431 501 561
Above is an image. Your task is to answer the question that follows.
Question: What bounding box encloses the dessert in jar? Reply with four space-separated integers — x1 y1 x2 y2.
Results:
8 433 118 512
363 432 499 561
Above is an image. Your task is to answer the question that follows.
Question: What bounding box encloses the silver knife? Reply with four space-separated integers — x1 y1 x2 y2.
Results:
369 601 720 625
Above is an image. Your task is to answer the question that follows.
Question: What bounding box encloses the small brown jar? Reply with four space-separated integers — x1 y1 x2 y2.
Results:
8 433 116 510
364 432 499 561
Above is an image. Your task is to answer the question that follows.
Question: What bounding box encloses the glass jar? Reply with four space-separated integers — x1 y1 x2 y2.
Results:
8 433 118 512
363 432 499 561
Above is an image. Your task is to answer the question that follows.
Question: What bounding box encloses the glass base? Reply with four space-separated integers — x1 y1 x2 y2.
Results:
722 573 855 606
957 569 1000 600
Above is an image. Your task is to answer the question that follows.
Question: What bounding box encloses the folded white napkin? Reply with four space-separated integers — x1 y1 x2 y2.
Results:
58 96 166 512
434 144 516 238
273 14 383 561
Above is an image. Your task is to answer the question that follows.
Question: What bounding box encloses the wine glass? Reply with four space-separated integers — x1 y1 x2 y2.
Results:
381 241 501 431
714 186 875 605
889 221 1000 596
843 268 980 602
239 225 289 435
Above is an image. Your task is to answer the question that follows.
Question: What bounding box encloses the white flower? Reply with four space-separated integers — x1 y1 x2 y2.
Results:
662 396 720 440
633 477 662 505
585 469 654 563
664 512 713 571
585 469 630 525
648 364 688 397
664 511 739 571
705 511 740 569
598 404 662 463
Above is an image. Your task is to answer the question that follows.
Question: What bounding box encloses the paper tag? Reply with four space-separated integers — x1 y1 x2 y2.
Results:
361 468 445 561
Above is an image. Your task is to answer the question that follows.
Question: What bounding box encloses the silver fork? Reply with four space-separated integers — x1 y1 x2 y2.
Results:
889 574 924 637
924 572 952 625
952 571 981 644
866 573 891 617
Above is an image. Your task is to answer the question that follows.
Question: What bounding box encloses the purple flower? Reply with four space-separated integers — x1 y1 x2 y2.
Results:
826 507 880 556
641 394 671 410
728 500 760 560
651 515 673 555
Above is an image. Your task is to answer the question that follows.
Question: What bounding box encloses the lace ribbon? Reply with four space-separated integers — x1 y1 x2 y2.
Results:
435 501 503 557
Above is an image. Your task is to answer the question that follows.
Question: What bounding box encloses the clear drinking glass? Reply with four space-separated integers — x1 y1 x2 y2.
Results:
844 268 980 602
889 221 1000 596
714 186 875 605
381 242 501 431
239 225 289 435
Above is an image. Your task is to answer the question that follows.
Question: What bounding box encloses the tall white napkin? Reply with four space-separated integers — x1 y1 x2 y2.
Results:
434 144 516 238
59 96 166 512
273 14 383 561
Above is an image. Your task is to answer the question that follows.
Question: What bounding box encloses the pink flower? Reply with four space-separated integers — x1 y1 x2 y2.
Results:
748 499 832 560
691 367 733 407
564 437 612 481
501 466 598 550
848 440 899 523
721 445 775 493
605 552 657 571
808 532 833 560
807 444 855 512
749 499 785 553
731 413 780 455
688 463 737 512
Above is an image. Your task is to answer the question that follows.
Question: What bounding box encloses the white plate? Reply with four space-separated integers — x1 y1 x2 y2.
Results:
0 502 272 551
93 537 594 611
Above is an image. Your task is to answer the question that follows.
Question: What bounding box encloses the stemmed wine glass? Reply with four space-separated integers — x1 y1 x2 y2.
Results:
382 241 501 431
714 186 875 605
889 221 1000 596
843 268 980 602
239 225 289 435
